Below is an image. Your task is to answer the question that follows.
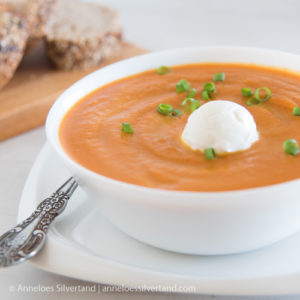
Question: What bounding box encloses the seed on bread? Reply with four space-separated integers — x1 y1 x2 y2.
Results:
0 5 27 89
45 0 122 70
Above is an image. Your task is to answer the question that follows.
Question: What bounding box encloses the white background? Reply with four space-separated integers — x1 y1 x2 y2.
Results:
1 0 300 299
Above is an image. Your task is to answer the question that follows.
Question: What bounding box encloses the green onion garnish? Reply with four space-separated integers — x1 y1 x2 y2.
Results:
241 87 253 97
181 97 192 106
187 88 197 98
171 109 182 116
190 100 200 112
201 82 215 101
204 148 216 160
157 65 171 75
122 123 134 134
254 87 272 103
246 98 260 106
203 82 216 94
283 139 299 156
213 72 225 82
176 79 190 93
181 98 201 112
202 90 210 101
292 106 300 116
157 104 181 117
157 103 173 115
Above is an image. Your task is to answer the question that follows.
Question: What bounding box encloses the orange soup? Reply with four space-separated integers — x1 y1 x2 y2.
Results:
59 63 300 191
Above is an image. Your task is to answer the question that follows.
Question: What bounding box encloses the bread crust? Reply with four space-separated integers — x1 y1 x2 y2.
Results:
0 5 27 89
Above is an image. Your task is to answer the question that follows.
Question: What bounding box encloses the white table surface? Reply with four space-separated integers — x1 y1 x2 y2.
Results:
1 0 300 299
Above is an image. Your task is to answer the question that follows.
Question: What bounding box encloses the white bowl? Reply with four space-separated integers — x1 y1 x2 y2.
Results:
46 46 300 255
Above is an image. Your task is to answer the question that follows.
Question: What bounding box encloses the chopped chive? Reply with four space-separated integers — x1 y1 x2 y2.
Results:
202 90 210 101
213 72 225 82
122 123 134 134
190 100 200 112
201 82 215 101
157 103 181 117
171 109 182 116
157 65 171 75
241 87 253 97
292 106 300 116
181 98 201 112
181 97 192 106
187 88 197 98
203 82 216 94
283 139 299 156
157 103 173 115
176 79 190 93
254 87 272 102
204 148 216 160
246 97 260 106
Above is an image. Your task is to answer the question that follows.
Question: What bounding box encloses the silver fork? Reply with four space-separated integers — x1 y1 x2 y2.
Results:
0 177 78 267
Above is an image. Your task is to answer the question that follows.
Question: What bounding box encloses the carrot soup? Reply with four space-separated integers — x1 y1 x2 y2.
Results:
59 63 300 191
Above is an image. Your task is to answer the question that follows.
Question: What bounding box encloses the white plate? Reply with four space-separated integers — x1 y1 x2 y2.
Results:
18 144 300 295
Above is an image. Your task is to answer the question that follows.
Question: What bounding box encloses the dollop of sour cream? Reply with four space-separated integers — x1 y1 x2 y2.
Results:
181 100 259 154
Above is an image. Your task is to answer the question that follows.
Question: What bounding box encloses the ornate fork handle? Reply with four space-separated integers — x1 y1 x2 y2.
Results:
0 177 78 267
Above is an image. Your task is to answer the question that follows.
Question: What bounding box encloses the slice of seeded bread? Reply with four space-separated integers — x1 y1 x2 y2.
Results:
45 0 122 70
0 5 27 89
2 0 56 50
26 0 56 49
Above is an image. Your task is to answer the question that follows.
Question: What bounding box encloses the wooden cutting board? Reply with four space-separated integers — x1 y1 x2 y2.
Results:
0 42 147 142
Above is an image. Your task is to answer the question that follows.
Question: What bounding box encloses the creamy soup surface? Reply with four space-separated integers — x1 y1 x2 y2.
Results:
59 63 300 191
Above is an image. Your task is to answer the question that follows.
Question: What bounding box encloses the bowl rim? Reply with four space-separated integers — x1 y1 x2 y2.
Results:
45 45 300 200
